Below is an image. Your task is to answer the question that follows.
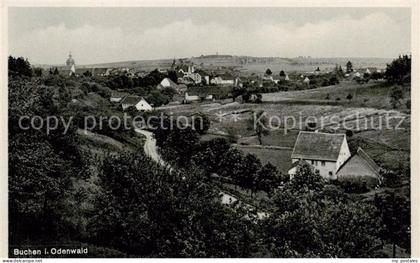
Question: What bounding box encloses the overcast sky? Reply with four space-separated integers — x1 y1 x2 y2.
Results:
8 7 411 65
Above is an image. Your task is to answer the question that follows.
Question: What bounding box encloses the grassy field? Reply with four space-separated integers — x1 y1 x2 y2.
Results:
161 80 410 175
234 145 293 174
262 80 411 111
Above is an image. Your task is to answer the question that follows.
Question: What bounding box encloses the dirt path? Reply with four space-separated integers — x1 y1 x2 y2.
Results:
135 128 169 167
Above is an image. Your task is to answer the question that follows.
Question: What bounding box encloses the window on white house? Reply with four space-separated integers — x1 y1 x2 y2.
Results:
329 171 333 176
311 160 315 165
321 161 326 166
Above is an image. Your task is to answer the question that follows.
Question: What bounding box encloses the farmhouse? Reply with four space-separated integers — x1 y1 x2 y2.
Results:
336 147 382 185
110 91 129 103
121 95 153 111
289 131 351 180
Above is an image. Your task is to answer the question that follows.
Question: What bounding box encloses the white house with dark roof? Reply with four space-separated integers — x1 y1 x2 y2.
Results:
121 95 153 112
289 131 351 180
336 147 382 185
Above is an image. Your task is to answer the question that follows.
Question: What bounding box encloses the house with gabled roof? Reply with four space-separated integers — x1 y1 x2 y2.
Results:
121 95 153 112
289 131 351 180
160 78 178 89
336 147 382 185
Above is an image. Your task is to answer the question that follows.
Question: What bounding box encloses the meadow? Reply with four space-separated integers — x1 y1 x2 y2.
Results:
164 80 411 175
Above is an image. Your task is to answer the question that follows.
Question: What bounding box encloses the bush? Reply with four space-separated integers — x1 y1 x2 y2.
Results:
325 93 330 100
334 177 372 193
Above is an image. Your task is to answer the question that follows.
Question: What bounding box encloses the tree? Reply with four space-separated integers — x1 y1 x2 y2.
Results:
53 67 59 75
192 138 231 174
231 86 247 100
167 70 178 83
8 56 33 77
146 90 170 107
262 165 382 257
279 70 285 77
157 124 200 167
389 86 404 108
374 191 411 254
255 163 280 193
289 163 324 193
9 76 86 243
248 111 270 145
161 87 177 101
346 61 353 73
89 152 258 257
83 70 92 77
265 68 272 76
33 67 43 77
240 154 261 191
218 148 246 187
346 93 353 100
385 55 411 84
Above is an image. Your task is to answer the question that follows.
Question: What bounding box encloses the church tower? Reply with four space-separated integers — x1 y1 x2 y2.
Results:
66 52 75 67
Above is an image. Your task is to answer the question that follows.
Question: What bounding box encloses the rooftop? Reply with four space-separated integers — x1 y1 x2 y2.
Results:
291 131 346 161
121 95 144 105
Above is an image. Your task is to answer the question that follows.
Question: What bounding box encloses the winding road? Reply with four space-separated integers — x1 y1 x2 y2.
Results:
134 128 268 219
135 128 168 167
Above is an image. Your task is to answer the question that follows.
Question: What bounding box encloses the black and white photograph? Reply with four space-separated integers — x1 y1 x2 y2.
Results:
2 1 418 259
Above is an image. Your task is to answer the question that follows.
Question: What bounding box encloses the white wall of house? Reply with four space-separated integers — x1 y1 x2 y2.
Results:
110 97 123 103
336 137 351 172
288 166 297 180
135 99 153 111
161 78 172 87
185 93 200 102
221 79 234 85
210 77 234 85
184 72 202 84
291 158 337 179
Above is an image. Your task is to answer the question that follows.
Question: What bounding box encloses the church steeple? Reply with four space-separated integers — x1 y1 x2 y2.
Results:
66 51 75 67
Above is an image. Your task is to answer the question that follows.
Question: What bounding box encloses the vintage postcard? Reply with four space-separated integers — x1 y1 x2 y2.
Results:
1 0 418 259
